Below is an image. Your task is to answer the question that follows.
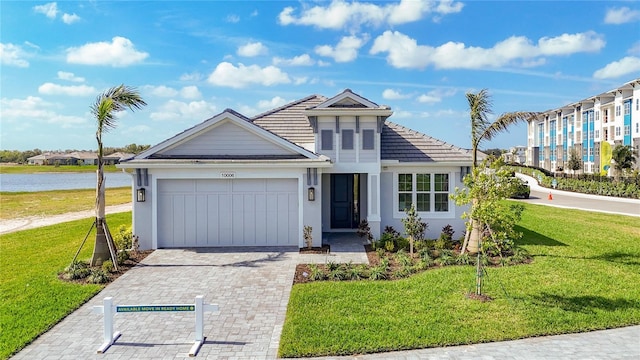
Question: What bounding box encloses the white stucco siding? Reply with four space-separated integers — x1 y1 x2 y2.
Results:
159 121 296 157
156 178 299 247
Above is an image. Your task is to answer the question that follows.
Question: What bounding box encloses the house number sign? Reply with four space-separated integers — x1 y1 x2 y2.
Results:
220 172 236 178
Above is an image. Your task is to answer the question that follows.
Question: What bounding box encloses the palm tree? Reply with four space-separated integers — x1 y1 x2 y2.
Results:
611 145 636 179
461 89 538 254
90 85 146 266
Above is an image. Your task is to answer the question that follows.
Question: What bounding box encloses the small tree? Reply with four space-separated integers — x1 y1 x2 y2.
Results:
452 161 524 296
401 204 427 255
611 145 636 178
567 148 582 174
90 85 146 266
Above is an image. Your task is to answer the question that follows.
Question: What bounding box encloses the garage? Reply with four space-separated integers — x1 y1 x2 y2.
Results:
157 178 298 247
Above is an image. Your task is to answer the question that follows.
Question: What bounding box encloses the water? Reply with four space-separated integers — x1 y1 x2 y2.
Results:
0 172 133 192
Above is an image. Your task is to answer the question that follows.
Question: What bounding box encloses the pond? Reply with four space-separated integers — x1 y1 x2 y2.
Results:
0 172 132 192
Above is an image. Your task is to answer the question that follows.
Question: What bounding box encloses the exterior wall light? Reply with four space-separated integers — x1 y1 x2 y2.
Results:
136 188 146 202
308 187 315 201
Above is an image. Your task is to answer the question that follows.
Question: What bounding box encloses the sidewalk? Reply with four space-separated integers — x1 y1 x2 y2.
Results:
0 203 132 235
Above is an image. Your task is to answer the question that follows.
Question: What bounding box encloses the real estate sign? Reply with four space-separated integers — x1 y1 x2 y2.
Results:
600 142 612 176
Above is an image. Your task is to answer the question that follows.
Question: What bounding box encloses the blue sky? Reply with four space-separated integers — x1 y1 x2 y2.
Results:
1 0 639 152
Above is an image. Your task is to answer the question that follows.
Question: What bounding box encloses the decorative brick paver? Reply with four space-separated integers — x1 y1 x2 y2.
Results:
12 248 299 360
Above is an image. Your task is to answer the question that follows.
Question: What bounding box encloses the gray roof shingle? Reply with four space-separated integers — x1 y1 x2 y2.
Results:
381 121 473 162
251 95 327 145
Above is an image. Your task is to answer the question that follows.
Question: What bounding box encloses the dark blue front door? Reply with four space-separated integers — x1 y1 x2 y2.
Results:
330 174 359 228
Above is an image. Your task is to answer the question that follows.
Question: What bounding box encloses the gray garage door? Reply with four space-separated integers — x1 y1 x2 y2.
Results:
157 178 298 247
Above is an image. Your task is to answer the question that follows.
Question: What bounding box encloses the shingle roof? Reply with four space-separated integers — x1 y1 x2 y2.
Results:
381 121 473 162
251 95 327 145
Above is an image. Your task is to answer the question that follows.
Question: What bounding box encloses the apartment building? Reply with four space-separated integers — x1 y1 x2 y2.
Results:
526 78 640 175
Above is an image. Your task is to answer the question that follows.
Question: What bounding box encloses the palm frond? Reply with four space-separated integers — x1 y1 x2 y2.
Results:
92 84 147 134
479 111 539 142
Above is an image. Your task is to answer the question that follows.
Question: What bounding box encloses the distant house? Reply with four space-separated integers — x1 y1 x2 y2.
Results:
26 151 133 165
118 89 475 250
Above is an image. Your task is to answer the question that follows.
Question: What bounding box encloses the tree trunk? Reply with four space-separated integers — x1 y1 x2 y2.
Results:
90 166 112 266
466 219 482 254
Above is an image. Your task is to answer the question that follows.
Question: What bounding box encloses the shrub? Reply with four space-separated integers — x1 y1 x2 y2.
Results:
308 264 325 281
117 250 130 265
113 225 133 250
357 220 374 243
436 252 455 266
345 265 367 280
101 260 115 273
455 252 475 265
328 268 346 281
368 265 387 280
87 268 110 284
384 240 395 252
326 261 340 271
62 260 90 280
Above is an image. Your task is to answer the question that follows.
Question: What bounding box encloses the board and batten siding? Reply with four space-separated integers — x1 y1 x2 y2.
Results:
157 178 298 247
159 121 296 156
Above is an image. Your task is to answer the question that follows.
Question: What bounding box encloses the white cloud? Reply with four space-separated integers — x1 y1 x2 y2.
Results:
416 88 456 104
207 62 291 88
180 72 202 81
57 71 84 82
604 7 640 24
273 54 315 66
148 85 179 97
293 77 309 85
66 36 149 67
226 14 240 23
382 89 410 100
593 57 640 79
0 43 30 67
38 83 96 96
34 2 81 24
33 2 58 19
278 0 463 29
180 86 201 99
258 96 289 110
370 30 605 70
150 99 217 122
0 96 87 128
62 13 81 24
237 42 268 57
628 42 640 56
315 35 366 63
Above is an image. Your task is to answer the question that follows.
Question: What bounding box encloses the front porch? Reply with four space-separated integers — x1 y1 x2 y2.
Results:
298 232 369 264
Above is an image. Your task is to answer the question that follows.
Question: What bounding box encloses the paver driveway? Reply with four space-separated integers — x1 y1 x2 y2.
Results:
13 248 299 360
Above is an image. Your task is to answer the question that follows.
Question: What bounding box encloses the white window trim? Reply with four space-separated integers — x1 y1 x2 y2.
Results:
392 171 455 219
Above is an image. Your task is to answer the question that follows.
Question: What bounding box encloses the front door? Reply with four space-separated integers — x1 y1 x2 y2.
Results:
331 174 359 228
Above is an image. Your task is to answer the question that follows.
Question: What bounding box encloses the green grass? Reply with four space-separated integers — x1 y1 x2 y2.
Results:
0 164 119 174
0 187 131 220
279 204 640 357
0 212 132 359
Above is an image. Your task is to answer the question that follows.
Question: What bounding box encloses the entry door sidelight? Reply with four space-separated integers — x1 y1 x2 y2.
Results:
331 174 359 228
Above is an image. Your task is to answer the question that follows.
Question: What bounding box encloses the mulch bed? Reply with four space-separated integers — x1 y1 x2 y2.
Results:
299 244 330 254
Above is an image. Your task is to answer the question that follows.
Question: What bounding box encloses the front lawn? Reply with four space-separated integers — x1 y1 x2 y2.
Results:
279 203 640 357
0 212 131 359
0 187 131 220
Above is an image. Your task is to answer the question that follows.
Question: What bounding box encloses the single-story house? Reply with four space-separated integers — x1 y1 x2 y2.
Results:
117 89 474 249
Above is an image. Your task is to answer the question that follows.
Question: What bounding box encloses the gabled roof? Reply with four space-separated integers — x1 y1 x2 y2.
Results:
381 121 474 163
251 95 327 145
130 109 321 162
310 89 383 109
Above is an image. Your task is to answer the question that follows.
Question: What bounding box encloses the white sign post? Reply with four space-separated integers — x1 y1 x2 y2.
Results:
93 295 219 357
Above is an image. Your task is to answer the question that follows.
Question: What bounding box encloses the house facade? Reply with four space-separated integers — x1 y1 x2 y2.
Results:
118 90 474 249
526 79 640 174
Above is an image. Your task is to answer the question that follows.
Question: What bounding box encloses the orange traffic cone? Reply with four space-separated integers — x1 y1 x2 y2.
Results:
548 192 553 200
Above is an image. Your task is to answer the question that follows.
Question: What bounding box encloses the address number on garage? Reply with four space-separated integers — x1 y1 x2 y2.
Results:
220 172 236 178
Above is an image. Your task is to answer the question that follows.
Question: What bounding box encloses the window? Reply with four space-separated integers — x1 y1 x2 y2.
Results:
397 173 450 213
636 99 639 111
624 125 630 136
589 147 594 156
434 174 449 212
615 127 621 137
398 174 412 212
595 130 599 139
341 129 354 150
321 129 333 150
636 123 639 134
595 111 599 121
362 129 375 150
624 101 631 115
616 105 621 116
